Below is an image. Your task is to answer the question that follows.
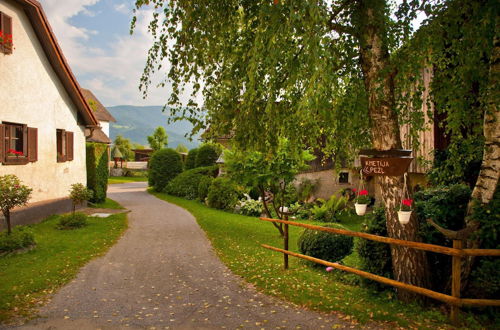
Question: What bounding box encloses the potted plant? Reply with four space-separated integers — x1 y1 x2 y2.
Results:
354 189 370 216
397 199 413 224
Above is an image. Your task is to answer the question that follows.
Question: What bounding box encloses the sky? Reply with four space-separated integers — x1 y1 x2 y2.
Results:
40 0 170 107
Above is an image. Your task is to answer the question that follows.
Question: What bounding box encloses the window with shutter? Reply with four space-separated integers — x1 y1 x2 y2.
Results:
66 131 74 161
1 122 36 165
56 129 67 162
27 127 37 162
0 12 13 55
0 124 4 163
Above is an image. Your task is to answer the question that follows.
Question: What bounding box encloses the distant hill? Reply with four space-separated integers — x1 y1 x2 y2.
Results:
107 105 201 150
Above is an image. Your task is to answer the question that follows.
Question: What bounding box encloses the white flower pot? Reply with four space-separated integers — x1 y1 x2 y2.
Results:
355 203 367 216
398 210 412 224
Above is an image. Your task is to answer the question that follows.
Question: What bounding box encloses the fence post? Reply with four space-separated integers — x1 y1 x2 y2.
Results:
451 239 463 325
284 214 289 270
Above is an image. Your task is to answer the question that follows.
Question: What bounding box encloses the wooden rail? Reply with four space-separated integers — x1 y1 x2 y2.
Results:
259 217 500 325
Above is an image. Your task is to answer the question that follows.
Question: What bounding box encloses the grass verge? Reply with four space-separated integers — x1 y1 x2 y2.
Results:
108 176 147 184
150 191 453 328
0 212 127 323
89 198 124 209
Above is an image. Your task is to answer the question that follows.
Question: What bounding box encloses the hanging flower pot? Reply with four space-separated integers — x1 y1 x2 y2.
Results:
355 203 367 216
397 198 413 224
354 189 370 216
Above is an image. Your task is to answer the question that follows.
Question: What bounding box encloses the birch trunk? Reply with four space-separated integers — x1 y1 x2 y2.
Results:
356 0 429 302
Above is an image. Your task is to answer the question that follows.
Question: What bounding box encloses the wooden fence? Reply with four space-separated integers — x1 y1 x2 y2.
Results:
259 217 500 325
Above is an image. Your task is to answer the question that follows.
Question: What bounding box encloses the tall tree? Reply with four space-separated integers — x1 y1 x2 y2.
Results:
148 126 169 151
114 135 134 161
133 0 498 301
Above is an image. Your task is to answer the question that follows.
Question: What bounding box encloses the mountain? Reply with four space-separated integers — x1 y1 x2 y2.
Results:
107 105 201 150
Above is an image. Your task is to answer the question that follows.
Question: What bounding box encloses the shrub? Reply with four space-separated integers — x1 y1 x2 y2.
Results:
0 227 35 253
198 176 213 201
207 177 239 210
295 178 318 202
0 175 32 234
235 198 263 216
148 148 183 191
195 144 219 168
310 195 348 222
414 184 471 292
298 223 354 264
86 143 109 203
57 213 88 230
355 207 393 290
69 183 93 214
165 170 207 200
185 148 198 170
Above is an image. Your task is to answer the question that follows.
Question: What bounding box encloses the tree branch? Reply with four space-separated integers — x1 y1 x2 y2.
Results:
426 218 479 240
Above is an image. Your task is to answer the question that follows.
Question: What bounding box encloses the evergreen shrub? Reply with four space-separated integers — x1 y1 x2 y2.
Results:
148 148 183 191
185 148 199 170
298 223 353 264
207 177 239 210
197 176 213 201
57 213 88 230
0 227 35 253
86 143 109 203
195 144 219 168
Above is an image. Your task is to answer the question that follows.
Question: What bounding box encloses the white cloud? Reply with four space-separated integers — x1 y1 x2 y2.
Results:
113 3 129 15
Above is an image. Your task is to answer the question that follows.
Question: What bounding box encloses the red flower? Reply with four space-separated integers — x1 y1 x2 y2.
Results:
352 188 357 192
359 189 368 196
402 199 413 207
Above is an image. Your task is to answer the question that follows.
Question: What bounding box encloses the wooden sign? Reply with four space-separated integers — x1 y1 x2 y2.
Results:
361 156 413 176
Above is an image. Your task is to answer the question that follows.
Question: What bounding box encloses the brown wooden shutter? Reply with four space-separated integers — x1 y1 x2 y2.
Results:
0 124 5 163
27 127 37 162
66 131 74 161
1 12 13 55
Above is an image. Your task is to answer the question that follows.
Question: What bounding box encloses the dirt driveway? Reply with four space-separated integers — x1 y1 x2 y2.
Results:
13 182 374 329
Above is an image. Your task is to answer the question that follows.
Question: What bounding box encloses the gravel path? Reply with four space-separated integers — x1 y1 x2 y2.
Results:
14 182 372 329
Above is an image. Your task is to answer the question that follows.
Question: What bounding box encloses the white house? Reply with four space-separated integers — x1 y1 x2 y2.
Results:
81 88 116 144
0 0 100 225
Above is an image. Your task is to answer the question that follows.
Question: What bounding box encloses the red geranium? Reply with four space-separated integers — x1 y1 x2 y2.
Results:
359 189 368 196
400 199 413 211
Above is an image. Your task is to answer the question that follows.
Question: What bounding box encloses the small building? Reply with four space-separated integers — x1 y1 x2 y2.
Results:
0 0 100 226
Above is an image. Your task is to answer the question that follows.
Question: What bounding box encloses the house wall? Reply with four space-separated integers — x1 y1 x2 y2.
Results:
295 169 363 200
100 121 110 137
0 1 87 204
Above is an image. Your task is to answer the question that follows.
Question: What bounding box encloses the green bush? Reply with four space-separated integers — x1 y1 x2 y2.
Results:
310 195 348 222
235 198 263 216
164 166 217 199
148 148 183 192
207 177 239 210
0 227 35 253
86 143 109 203
298 223 353 264
195 144 219 168
197 176 213 201
185 148 198 170
414 184 471 292
57 213 88 230
355 207 393 290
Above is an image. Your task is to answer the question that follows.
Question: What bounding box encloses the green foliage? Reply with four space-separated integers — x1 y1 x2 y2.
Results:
197 176 214 201
355 207 393 289
147 126 169 151
206 177 239 210
185 148 198 170
295 178 318 203
86 143 109 203
56 213 88 230
0 227 35 253
235 198 263 217
113 135 134 161
195 144 219 168
175 143 188 153
164 166 218 200
298 223 353 265
148 148 183 192
68 183 93 212
0 175 32 233
310 195 348 222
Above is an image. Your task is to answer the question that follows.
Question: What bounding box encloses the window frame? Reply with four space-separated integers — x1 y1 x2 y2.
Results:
56 129 74 162
0 11 13 55
3 122 28 165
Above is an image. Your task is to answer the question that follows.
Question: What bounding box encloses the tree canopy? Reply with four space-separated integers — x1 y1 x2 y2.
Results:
147 126 169 151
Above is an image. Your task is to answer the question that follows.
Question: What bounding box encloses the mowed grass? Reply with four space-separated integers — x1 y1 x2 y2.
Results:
108 176 147 184
0 212 127 322
150 191 451 328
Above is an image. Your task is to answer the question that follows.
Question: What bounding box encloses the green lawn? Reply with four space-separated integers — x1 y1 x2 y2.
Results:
150 191 453 328
108 176 147 184
0 212 127 322
89 198 124 209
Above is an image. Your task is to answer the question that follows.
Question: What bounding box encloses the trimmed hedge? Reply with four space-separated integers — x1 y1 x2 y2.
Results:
86 143 109 203
57 213 88 230
164 166 218 200
298 223 353 265
148 148 183 192
195 144 219 168
185 148 198 170
206 177 239 210
197 176 213 201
